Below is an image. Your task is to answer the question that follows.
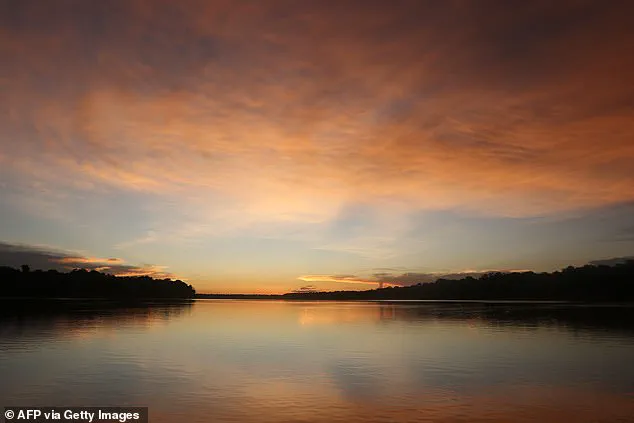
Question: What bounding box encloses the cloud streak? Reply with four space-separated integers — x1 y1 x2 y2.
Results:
298 275 392 287
0 242 175 279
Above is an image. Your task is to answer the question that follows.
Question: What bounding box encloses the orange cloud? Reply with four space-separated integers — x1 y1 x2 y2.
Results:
298 275 399 288
1 1 633 253
298 275 379 286
56 257 124 265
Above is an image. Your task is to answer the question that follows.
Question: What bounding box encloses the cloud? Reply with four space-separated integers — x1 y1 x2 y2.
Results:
291 285 318 293
611 226 634 243
298 275 386 287
298 272 439 289
588 256 634 267
56 256 124 265
1 1 633 235
0 241 175 279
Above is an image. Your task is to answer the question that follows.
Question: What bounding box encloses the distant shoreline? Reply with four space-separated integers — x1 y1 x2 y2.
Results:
198 260 634 303
195 295 571 303
2 260 634 303
3 296 634 307
194 296 634 305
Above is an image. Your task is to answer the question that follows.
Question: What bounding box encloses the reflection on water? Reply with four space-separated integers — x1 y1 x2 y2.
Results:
1 300 634 422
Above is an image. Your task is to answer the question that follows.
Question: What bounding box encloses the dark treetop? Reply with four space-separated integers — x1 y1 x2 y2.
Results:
0 266 195 299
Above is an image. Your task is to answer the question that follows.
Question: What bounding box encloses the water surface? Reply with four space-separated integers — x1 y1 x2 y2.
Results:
1 300 634 422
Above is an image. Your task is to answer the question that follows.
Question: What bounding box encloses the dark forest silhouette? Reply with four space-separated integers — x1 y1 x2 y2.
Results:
0 266 195 299
3 261 634 302
196 260 634 301
281 261 634 301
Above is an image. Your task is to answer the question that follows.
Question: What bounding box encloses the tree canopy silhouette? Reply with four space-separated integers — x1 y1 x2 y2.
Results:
280 260 634 302
0 266 195 299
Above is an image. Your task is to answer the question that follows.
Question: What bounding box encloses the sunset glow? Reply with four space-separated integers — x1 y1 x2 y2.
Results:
1 1 633 293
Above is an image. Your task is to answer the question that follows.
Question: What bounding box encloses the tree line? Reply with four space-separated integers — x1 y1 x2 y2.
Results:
281 261 634 301
0 265 195 299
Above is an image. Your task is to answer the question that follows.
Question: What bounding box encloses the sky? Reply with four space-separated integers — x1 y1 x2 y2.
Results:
1 0 633 293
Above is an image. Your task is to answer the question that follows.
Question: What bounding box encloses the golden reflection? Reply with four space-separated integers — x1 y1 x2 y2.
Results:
298 304 390 326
